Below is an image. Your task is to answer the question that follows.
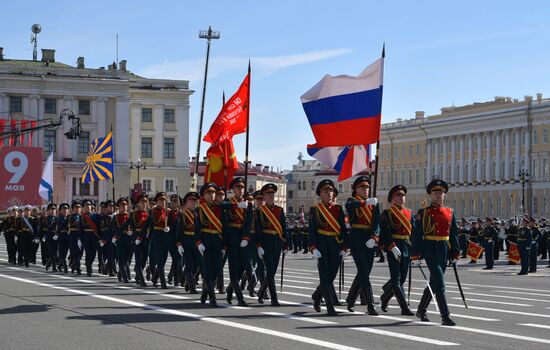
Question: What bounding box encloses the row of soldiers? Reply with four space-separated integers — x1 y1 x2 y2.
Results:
1 176 463 326
458 215 550 273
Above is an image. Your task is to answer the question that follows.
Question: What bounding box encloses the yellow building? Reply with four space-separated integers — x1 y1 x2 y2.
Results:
377 94 550 219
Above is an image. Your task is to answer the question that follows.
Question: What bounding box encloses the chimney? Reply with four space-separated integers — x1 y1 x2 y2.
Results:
256 164 262 171
0 47 3 61
263 166 269 173
524 95 533 103
41 49 55 62
415 111 425 119
77 57 85 69
536 93 543 102
119 60 127 72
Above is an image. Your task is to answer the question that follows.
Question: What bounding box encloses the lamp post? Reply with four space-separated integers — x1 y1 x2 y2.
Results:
518 168 529 214
130 158 147 187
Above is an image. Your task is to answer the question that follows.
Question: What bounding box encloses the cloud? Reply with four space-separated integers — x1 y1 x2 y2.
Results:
137 48 353 81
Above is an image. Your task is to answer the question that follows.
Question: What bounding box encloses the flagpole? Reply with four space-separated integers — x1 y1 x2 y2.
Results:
222 91 227 188
111 125 115 201
244 61 251 192
372 44 384 198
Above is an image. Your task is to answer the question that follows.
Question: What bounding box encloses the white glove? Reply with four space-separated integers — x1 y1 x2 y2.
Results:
0 231 4 236
112 237 117 244
312 249 321 259
100 241 105 247
221 249 226 258
53 235 58 241
257 247 265 258
391 246 401 260
366 238 376 249
451 258 459 266
135 239 141 246
198 243 206 256
178 245 184 255
33 238 40 244
237 202 248 209
283 248 288 254
14 236 18 244
240 239 248 248
339 250 347 257
127 230 133 236
366 198 378 206
42 237 46 242
411 259 421 266
77 239 82 250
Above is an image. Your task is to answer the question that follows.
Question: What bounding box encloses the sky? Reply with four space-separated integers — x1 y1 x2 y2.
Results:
2 0 550 170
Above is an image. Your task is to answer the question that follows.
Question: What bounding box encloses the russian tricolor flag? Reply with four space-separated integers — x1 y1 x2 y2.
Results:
307 144 372 181
301 57 384 148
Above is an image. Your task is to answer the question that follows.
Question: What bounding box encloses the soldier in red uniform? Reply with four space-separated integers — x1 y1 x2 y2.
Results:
112 198 132 283
167 194 182 286
148 192 171 289
128 194 151 286
411 179 460 326
177 191 200 293
379 185 415 316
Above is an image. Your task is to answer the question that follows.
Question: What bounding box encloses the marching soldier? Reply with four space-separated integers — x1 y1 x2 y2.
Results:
56 202 70 273
44 204 58 271
458 218 469 258
167 194 182 286
99 200 116 277
506 219 518 264
215 186 228 294
68 201 83 275
224 177 252 306
517 217 531 275
482 218 498 270
379 185 415 316
3 207 18 264
255 183 288 306
539 217 548 260
528 218 540 273
345 176 380 315
38 205 49 266
131 194 151 286
19 205 38 267
177 192 200 293
195 183 225 306
148 192 172 288
29 207 40 265
412 179 460 326
112 198 133 283
251 190 268 299
81 199 100 277
309 179 347 316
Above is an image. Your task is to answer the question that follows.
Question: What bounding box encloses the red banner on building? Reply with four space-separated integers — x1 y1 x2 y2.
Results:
0 147 43 210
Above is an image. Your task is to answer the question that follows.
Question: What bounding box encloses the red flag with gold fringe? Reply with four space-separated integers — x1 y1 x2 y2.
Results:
508 242 520 264
467 240 484 261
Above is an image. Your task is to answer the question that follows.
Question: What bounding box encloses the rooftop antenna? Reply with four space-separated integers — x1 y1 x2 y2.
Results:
31 24 41 61
116 34 119 66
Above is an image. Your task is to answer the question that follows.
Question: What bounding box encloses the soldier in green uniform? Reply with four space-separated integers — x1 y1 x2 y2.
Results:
379 185 415 316
412 179 460 326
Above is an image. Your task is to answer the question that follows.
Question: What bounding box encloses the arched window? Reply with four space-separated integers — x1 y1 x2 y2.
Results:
297 181 302 191
302 180 307 191
311 180 315 191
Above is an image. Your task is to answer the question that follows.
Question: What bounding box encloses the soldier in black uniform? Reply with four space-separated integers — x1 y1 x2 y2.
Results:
458 218 469 258
56 202 70 273
539 217 548 260
99 200 116 276
81 199 100 277
482 218 498 270
517 217 531 275
68 201 83 275
38 205 49 266
177 192 200 293
3 207 18 264
528 218 540 273
44 204 58 271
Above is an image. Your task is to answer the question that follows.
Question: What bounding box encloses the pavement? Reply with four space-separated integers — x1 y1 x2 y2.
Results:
1 241 550 350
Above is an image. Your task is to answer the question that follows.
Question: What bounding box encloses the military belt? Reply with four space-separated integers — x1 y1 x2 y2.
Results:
262 229 279 235
153 226 167 230
351 224 371 229
424 235 449 241
202 228 221 234
183 230 194 236
229 223 243 229
391 234 410 240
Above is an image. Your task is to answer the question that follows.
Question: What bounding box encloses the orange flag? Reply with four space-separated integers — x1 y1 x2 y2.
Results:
467 240 484 261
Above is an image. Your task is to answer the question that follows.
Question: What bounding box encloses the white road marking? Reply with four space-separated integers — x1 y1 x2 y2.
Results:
262 311 338 325
451 297 532 307
519 324 550 330
350 327 459 346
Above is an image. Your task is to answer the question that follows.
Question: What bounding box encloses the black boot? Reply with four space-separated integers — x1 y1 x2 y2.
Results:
394 286 414 316
257 281 268 304
267 279 279 306
346 278 360 312
247 271 257 297
435 293 456 326
207 280 218 307
359 289 368 305
135 268 147 287
321 286 337 316
86 265 92 277
363 285 379 316
159 269 168 289
186 272 198 294
226 282 234 304
45 259 51 271
380 281 393 312
233 281 248 307
312 286 322 312
146 266 151 281
151 268 159 287
416 287 432 322
240 273 247 291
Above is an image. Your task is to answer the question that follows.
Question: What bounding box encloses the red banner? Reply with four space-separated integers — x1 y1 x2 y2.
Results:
203 72 250 144
9 120 17 146
0 147 43 210
0 119 5 146
508 242 520 264
205 139 238 188
467 240 484 261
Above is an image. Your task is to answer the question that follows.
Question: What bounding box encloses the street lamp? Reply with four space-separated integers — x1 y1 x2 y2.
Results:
518 168 529 214
130 158 147 186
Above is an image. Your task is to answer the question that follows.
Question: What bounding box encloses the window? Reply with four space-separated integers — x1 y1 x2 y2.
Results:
415 169 419 185
44 130 56 152
164 109 175 123
288 190 293 199
394 147 398 160
543 129 549 144
543 159 548 177
386 148 390 160
163 138 174 159
141 137 152 158
521 131 525 145
78 100 90 115
408 170 412 185
533 130 538 144
44 98 57 114
303 181 307 191
534 197 538 214
142 108 152 122
544 197 548 215
480 199 484 216
142 179 152 193
338 184 343 193
77 131 90 153
288 206 294 214
10 96 22 113
311 181 315 191
416 144 420 157
297 181 302 191
165 179 175 193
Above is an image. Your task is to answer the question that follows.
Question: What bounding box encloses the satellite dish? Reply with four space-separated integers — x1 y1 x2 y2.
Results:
31 24 42 34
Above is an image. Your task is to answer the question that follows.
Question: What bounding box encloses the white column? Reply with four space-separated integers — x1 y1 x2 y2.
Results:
63 96 75 160
130 103 142 162
451 136 456 183
175 103 189 167
56 97 65 160
426 140 432 182
459 135 465 183
0 93 5 114
514 129 521 178
29 94 40 147
468 134 474 183
442 137 448 180
476 133 482 182
505 129 511 180
153 104 164 166
495 130 502 181
525 128 531 173
97 97 107 137
486 131 492 182
434 139 439 178
115 97 130 163
37 96 45 148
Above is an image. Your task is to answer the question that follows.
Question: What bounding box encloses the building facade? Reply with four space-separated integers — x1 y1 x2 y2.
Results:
377 94 550 218
285 154 375 215
0 47 192 203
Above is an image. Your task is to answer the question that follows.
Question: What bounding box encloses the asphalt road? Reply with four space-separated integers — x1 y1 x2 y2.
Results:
0 241 549 350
